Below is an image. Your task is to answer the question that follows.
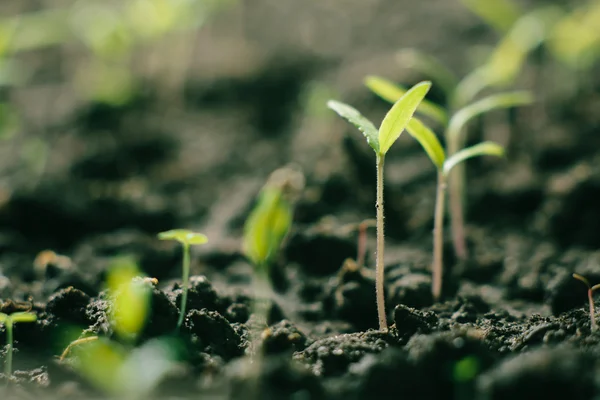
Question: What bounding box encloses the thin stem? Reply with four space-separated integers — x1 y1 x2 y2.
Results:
448 165 468 260
375 154 387 331
177 242 191 329
432 171 447 302
588 289 597 331
5 320 12 377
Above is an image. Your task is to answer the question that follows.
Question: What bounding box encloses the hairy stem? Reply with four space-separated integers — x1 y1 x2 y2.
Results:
433 171 447 302
375 154 387 331
589 289 597 331
177 242 191 329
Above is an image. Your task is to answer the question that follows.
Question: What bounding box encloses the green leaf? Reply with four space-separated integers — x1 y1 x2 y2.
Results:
327 100 379 153
10 312 37 323
378 81 432 156
447 91 533 143
459 0 522 33
364 75 449 125
0 313 7 323
243 188 293 269
157 229 208 246
443 141 504 176
406 117 446 169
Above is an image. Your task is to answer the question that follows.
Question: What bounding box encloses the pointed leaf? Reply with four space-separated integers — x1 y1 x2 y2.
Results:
0 313 7 323
443 142 504 175
365 75 448 125
157 229 208 246
447 91 533 143
10 312 37 323
378 81 432 156
406 117 446 169
327 100 379 153
573 273 591 288
459 0 522 33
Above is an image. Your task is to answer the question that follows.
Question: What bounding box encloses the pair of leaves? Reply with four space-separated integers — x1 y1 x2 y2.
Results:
158 229 208 246
406 116 505 176
327 80 431 156
0 312 37 326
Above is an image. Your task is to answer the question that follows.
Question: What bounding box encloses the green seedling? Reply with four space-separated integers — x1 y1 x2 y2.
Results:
365 75 531 260
157 229 208 329
243 166 303 327
328 81 431 330
573 273 600 331
405 116 504 300
0 312 37 377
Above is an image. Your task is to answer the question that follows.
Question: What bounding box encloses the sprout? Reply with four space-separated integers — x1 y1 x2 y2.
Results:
157 229 208 329
243 165 304 326
328 81 431 330
405 117 504 301
572 273 600 331
365 75 531 261
0 312 37 377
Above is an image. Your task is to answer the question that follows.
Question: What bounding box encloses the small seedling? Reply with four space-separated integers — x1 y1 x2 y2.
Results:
365 75 531 260
243 165 303 326
573 273 600 331
157 229 208 329
404 117 504 300
328 81 431 330
0 312 37 377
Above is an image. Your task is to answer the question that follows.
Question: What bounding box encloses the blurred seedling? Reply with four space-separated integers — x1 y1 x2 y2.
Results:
572 273 600 331
365 75 531 261
340 219 377 268
157 229 208 329
243 165 304 327
404 116 504 301
0 312 37 378
327 81 431 330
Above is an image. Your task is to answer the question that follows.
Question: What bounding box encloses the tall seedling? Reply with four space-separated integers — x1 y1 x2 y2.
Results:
405 118 504 300
328 81 431 330
365 76 531 260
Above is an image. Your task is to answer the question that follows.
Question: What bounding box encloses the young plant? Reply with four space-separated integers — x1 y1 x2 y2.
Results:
365 75 531 260
243 166 304 326
405 117 504 300
157 229 208 329
573 273 600 331
0 312 37 377
327 81 431 330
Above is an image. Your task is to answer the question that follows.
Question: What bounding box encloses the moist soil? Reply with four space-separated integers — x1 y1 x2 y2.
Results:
2 0 600 399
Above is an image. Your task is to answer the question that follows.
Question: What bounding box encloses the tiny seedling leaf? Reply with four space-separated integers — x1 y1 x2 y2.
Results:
459 0 522 33
364 75 448 125
406 117 446 169
443 141 504 176
378 81 432 156
327 100 379 153
592 284 600 292
10 312 37 323
573 273 590 288
447 91 533 143
0 313 7 323
157 229 208 246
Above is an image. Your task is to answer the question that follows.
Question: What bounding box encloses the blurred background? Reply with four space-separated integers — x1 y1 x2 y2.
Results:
1 0 600 280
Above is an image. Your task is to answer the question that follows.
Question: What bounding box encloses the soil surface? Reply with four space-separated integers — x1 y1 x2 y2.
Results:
1 0 600 399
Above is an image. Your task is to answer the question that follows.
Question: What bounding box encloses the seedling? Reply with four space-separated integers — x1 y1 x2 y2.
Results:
404 117 504 300
157 229 208 329
327 81 431 330
0 312 37 377
365 75 531 260
243 166 303 326
572 273 600 331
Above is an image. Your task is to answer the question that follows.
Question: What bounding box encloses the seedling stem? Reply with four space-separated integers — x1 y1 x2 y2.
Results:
432 170 447 300
375 154 387 330
573 273 600 331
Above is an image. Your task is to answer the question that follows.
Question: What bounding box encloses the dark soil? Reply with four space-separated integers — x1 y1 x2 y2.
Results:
2 0 600 399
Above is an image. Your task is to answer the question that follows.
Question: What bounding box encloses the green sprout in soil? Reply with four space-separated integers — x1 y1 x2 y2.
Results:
158 229 208 329
404 116 504 301
573 273 600 331
365 75 531 261
0 312 37 377
243 166 304 327
328 81 431 330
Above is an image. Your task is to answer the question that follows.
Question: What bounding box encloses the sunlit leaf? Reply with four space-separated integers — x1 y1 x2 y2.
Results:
0 313 7 323
443 141 504 176
365 75 448 125
73 338 128 394
447 91 533 143
157 229 208 245
327 100 379 153
378 81 431 156
10 312 37 324
406 117 445 169
459 0 522 33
